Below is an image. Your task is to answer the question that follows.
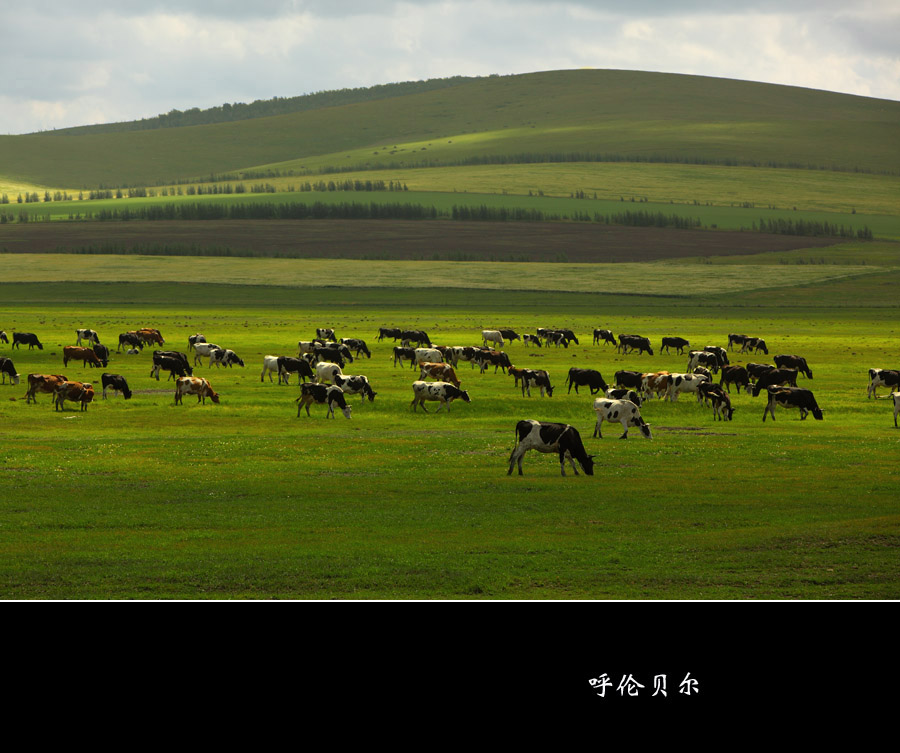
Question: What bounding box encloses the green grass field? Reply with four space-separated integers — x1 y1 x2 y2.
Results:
2 266 899 599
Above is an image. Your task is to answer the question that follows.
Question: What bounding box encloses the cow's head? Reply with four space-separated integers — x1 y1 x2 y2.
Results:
209 391 220 404
579 455 595 476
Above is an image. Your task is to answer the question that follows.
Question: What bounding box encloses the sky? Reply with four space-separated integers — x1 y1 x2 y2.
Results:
2 0 898 134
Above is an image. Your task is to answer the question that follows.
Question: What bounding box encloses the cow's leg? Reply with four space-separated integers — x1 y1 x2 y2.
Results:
619 420 629 439
557 452 567 477
593 417 602 438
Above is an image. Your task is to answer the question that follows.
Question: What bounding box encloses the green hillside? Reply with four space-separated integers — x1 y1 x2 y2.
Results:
1 69 898 189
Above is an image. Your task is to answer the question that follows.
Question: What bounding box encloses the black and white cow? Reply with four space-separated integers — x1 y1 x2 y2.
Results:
334 374 377 402
340 338 372 358
92 343 110 368
392 346 417 368
498 329 520 343
697 382 735 420
617 334 653 356
593 329 616 347
523 334 542 348
401 330 431 347
774 354 812 379
376 327 402 342
12 333 42 350
316 328 336 341
565 368 609 395
0 357 20 385
868 368 900 399
188 333 206 351
661 336 690 355
315 362 344 384
546 331 569 348
687 350 720 373
76 329 101 346
605 388 642 407
752 368 799 397
508 420 594 477
410 380 470 412
118 332 143 352
276 356 314 384
296 383 352 418
521 369 553 397
741 337 769 355
101 373 132 400
614 370 645 392
151 353 193 381
727 334 751 351
892 392 900 428
701 346 729 370
666 372 709 401
475 350 512 374
763 387 823 421
592 398 652 439
192 342 222 366
209 348 245 368
0 331 7 344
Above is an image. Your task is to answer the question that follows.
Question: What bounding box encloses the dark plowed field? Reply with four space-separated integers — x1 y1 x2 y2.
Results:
0 220 840 262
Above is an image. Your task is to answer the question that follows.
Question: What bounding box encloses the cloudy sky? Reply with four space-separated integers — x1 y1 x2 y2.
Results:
2 0 898 134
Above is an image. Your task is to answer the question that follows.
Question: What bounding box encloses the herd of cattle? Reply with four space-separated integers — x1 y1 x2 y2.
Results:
2 324 898 475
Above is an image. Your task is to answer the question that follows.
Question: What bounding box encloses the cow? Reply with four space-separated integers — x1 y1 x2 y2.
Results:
687 350 720 373
0 357 20 385
692 366 713 382
641 371 672 400
592 398 652 439
893 392 900 428
12 333 42 350
261 355 282 383
315 362 344 384
0 331 7 344
508 420 594 477
498 329 520 343
509 366 529 390
540 331 566 348
763 387 823 422
92 343 110 368
54 381 94 412
666 372 710 401
151 354 193 381
188 333 206 351
296 383 352 418
475 350 512 374
340 338 372 359
62 346 103 369
614 370 645 392
316 328 336 341
376 327 402 342
117 332 144 352
419 362 461 388
605 388 642 407
449 346 484 368
192 342 222 366
413 348 444 368
101 373 132 400
701 346 729 370
174 376 220 405
410 380 471 412
593 329 616 347
523 334 542 348
868 368 900 399
521 369 553 397
314 344 353 366
719 365 753 395
618 334 653 356
565 368 609 395
661 336 690 355
137 328 165 346
75 329 100 346
297 340 318 355
401 330 431 347
741 337 769 355
752 368 800 397
24 374 67 404
697 382 735 420
276 356 314 385
774 355 813 379
333 374 377 402
727 334 751 351
392 346 417 368
747 363 777 383
208 348 245 368
482 330 505 348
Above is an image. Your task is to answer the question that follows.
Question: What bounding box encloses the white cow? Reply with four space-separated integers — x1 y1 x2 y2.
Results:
261 355 281 382
592 398 652 439
666 373 709 401
414 348 444 367
75 328 100 346
315 362 344 384
192 342 222 366
482 330 504 348
298 341 317 355
893 392 900 427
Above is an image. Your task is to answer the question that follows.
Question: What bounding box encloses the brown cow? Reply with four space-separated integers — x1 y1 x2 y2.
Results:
641 371 671 400
54 381 95 411
63 346 102 368
174 376 220 405
418 362 461 388
137 328 165 346
25 374 68 404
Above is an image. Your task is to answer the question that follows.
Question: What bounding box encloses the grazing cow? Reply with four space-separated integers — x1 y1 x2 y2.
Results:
54 381 94 412
719 365 752 394
410 380 471 412
508 420 594 477
12 332 43 350
593 329 616 347
482 330 505 348
63 346 103 368
868 368 900 399
546 331 569 348
188 333 206 351
0 357 20 385
174 377 220 405
296 383 352 418
641 371 672 400
449 346 483 368
376 327 402 342
24 374 67 404
0 330 7 344
523 334 542 348
261 355 281 383
697 382 735 420
276 356 314 385
687 350 720 374
419 362 461 388
701 346 729 370
101 373 132 400
498 329 520 343
752 368 800 397
92 343 110 368
316 328 336 341
566 368 609 395
75 329 100 346
137 328 165 346
692 366 713 382
314 344 353 366
666 372 710 401
340 338 372 358
605 387 642 407
297 340 319 355
728 334 751 351
151 354 193 381
392 346 417 368
741 337 769 355
192 342 222 366
413 347 444 368
315 362 344 384
661 336 690 355
117 332 143 352
774 354 812 379
208 348 245 368
592 398 653 439
508 366 529 390
763 387 823 422
400 330 431 347
475 350 512 374
521 369 553 397
892 392 900 428
617 334 653 356
614 370 645 392
333 373 377 402
747 362 776 383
